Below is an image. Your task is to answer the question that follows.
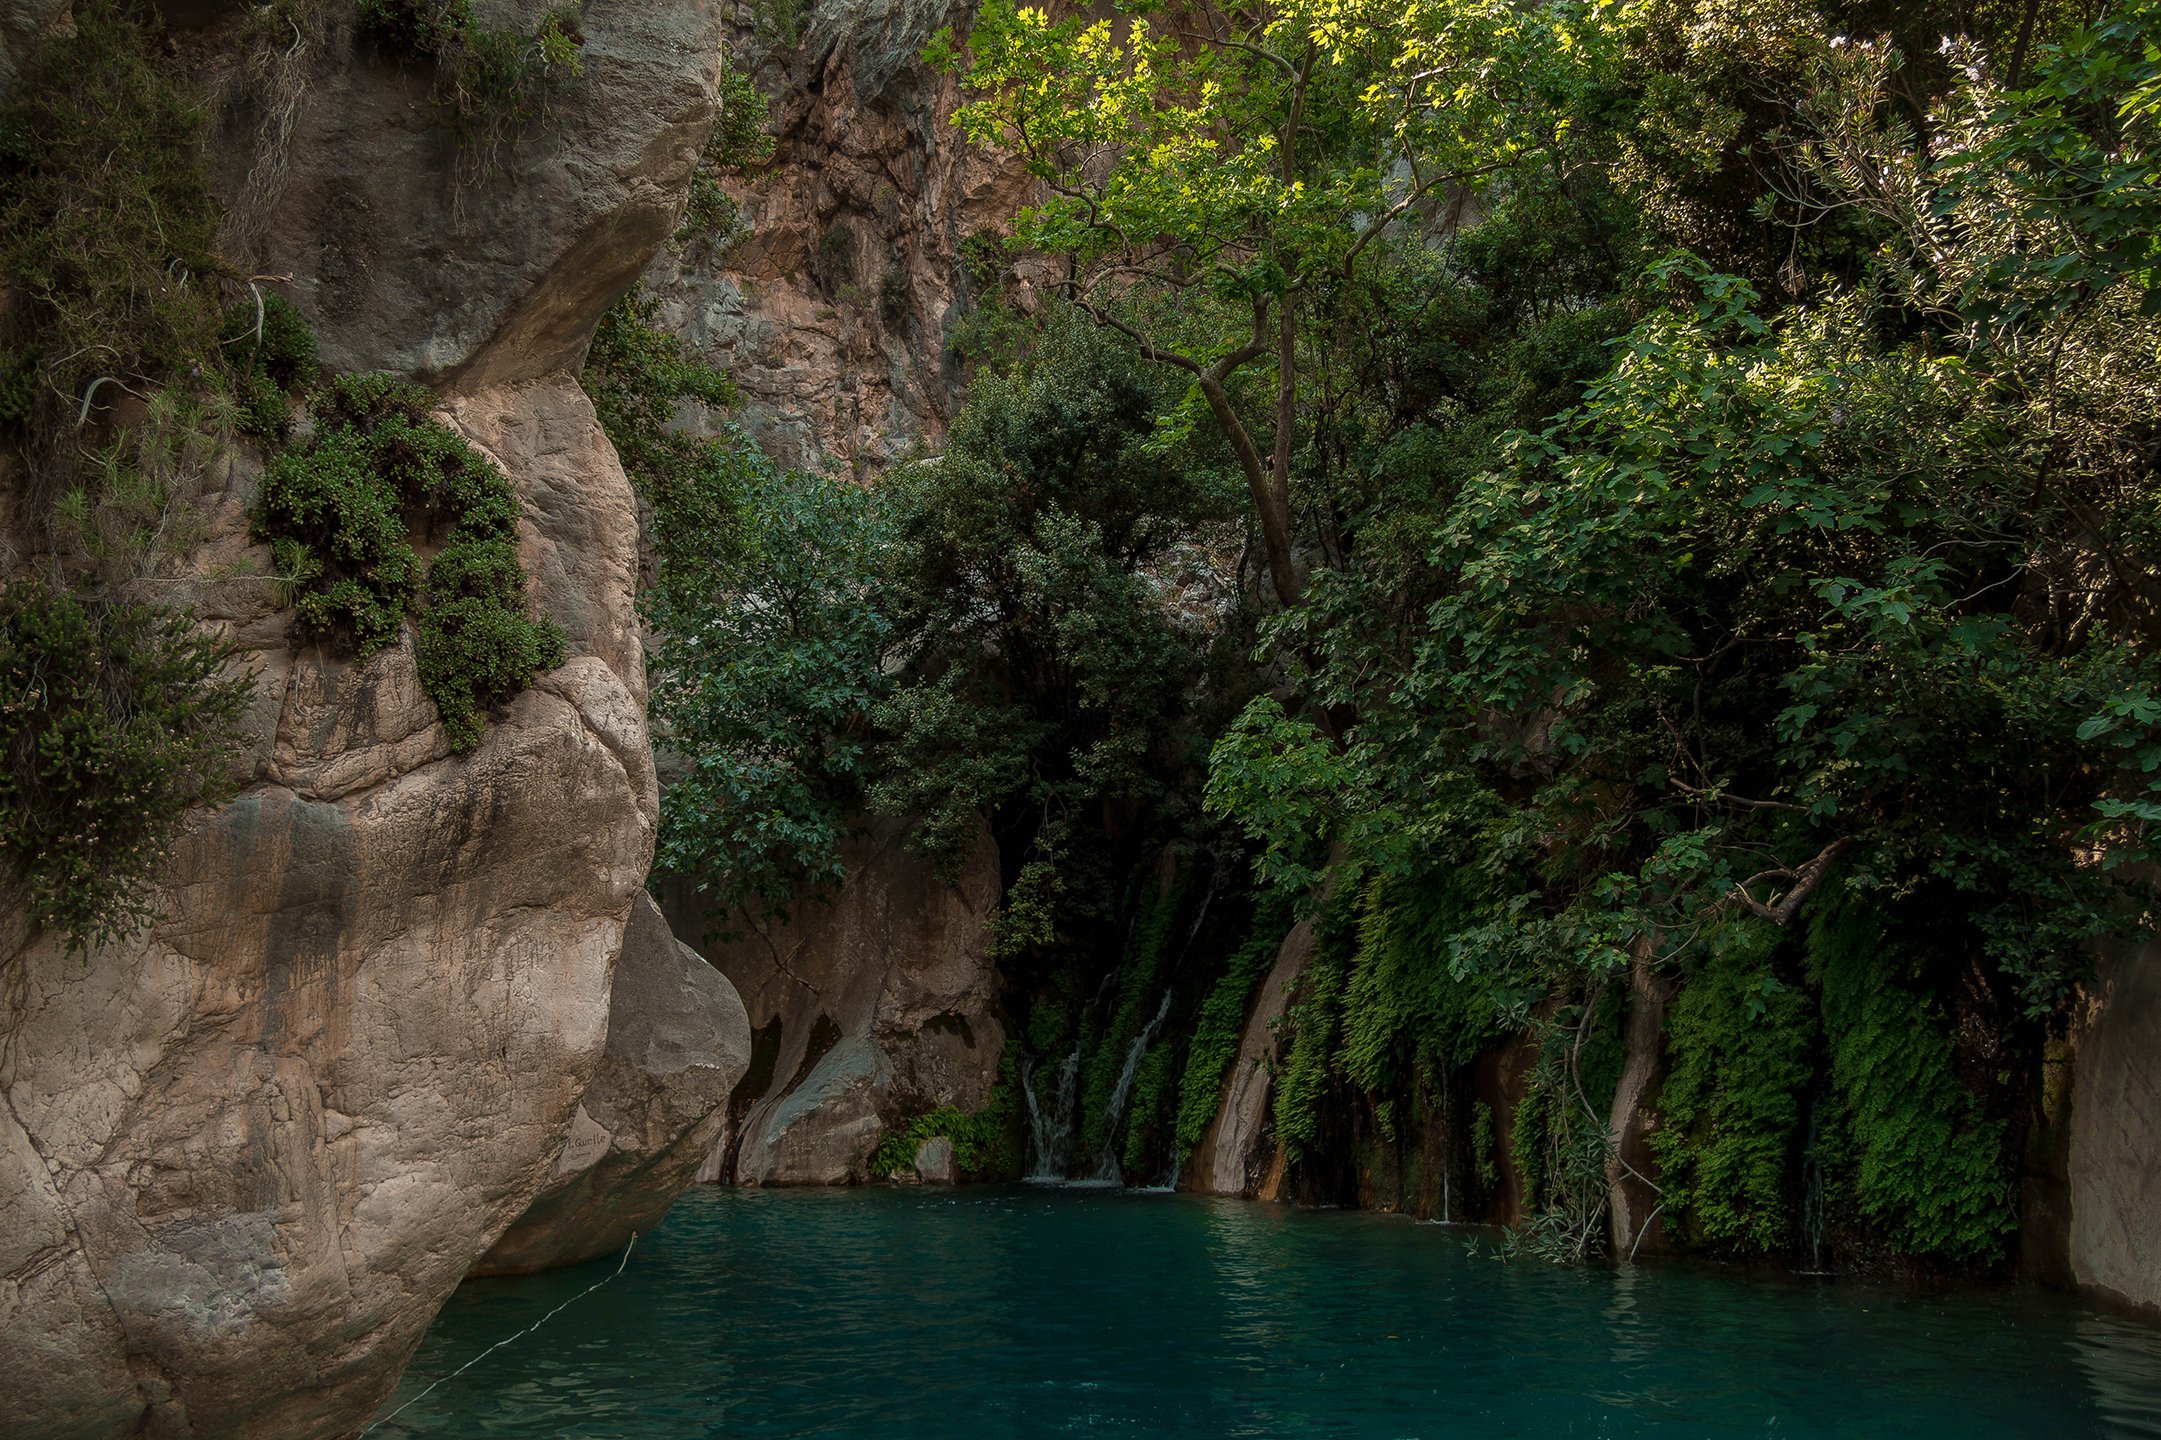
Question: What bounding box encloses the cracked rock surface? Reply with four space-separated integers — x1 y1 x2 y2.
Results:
0 3 722 1434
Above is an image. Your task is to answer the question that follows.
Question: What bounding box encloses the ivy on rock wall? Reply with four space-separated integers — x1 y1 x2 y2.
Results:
1809 894 2015 1262
1649 921 1817 1256
1170 893 1292 1158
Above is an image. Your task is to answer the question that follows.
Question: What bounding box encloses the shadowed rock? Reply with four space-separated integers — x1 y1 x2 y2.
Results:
475 893 751 1277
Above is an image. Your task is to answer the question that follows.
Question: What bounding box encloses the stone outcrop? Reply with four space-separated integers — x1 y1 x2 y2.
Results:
0 380 655 1440
217 0 726 387
1184 917 1315 1200
666 817 1005 1186
474 892 751 1277
2068 942 2161 1316
644 0 1039 471
0 3 724 1435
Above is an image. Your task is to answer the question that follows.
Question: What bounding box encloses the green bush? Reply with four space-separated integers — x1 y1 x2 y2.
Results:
222 292 319 441
868 1058 1021 1179
645 447 889 911
258 373 562 751
0 1 225 440
0 582 250 951
673 57 773 252
583 287 738 599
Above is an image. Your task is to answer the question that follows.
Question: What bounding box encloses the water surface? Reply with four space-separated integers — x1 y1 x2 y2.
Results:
375 1186 2161 1437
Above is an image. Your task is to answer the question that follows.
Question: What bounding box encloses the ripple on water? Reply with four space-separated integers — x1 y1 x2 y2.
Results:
372 1186 2161 1439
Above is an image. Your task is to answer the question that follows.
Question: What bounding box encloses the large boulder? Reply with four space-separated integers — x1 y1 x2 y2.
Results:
474 892 751 1276
218 0 724 386
666 817 1005 1186
0 380 656 1440
0 2 722 1432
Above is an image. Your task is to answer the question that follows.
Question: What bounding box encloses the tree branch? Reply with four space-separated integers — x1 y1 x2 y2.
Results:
1727 837 1856 925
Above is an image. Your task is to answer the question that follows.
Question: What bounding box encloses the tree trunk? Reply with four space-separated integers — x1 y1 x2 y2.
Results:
1197 373 1301 608
1606 934 1673 1259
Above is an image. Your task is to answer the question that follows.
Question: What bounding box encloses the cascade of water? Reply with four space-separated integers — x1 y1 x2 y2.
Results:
1023 1046 1082 1180
1178 864 1219 961
1800 1095 1827 1272
1020 1059 1047 1171
1093 990 1175 1181
1443 1168 1451 1225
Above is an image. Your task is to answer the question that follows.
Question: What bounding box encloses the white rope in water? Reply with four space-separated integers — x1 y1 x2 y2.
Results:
362 1231 639 1436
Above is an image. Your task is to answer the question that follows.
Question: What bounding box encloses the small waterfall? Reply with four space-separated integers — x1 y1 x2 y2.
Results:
1093 990 1174 1181
1023 1046 1082 1180
1800 1095 1827 1272
1178 864 1219 960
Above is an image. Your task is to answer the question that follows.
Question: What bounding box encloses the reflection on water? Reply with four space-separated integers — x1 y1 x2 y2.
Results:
375 1186 2161 1438
2079 1313 2161 1436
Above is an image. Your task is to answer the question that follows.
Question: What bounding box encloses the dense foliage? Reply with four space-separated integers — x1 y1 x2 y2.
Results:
870 322 1246 937
0 1 224 451
0 5 277 949
258 373 564 750
912 0 2161 1258
569 0 2160 1258
648 447 890 914
0 583 249 950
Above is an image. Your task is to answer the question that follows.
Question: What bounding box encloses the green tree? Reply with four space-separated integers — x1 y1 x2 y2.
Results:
871 319 1247 950
1198 3 2160 1257
943 0 1612 607
647 442 891 916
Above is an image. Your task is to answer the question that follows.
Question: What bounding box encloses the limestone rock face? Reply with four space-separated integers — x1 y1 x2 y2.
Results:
643 0 1041 471
0 375 659 1440
666 817 1005 1186
474 892 751 1276
1184 918 1315 1200
912 1135 957 1185
0 6 718 1434
214 0 723 386
2069 942 2161 1316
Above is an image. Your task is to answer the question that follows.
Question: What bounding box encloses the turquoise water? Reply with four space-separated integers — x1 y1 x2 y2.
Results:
375 1186 2161 1438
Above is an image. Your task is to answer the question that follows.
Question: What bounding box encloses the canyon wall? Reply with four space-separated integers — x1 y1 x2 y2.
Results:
665 818 1006 1185
1 3 726 1435
643 0 1038 472
650 5 2161 1321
